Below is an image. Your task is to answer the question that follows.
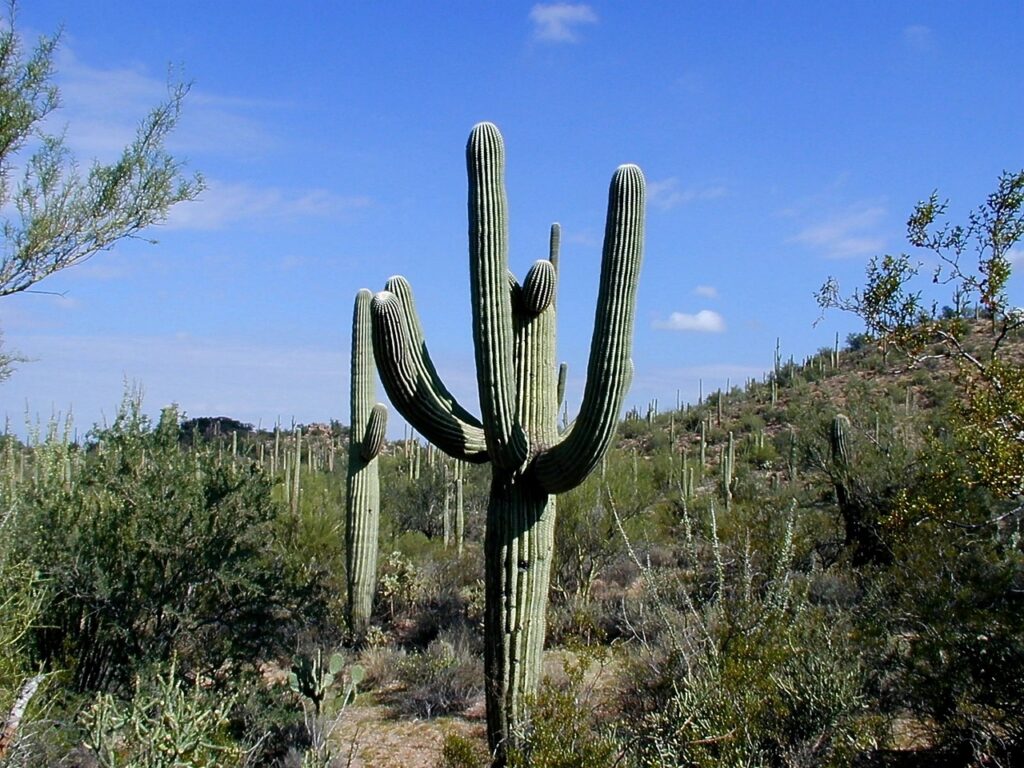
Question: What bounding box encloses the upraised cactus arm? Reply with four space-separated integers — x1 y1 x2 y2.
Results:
371 290 489 462
467 122 529 469
533 164 645 494
385 275 483 429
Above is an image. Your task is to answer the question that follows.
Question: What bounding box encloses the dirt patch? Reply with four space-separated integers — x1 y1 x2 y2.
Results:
331 703 487 768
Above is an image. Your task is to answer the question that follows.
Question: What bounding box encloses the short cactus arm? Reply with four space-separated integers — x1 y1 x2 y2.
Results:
467 122 528 469
360 403 387 461
371 290 489 462
534 164 645 494
522 260 556 315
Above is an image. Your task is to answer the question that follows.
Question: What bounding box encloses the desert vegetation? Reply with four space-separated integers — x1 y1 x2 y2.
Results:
0 12 1021 765
2 169 1023 766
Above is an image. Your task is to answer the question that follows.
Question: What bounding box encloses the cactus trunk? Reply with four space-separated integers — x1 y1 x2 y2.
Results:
370 123 643 764
484 479 556 754
346 289 387 641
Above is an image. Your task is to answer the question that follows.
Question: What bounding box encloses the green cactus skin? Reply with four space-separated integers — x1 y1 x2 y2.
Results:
370 123 644 763
830 413 851 469
346 289 387 642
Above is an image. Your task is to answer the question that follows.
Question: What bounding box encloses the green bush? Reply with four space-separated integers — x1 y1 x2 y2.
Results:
12 396 337 694
394 627 483 718
438 731 489 768
81 660 244 767
508 650 619 768
617 505 883 767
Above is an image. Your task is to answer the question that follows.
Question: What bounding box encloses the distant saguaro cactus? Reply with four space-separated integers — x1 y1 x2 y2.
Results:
346 289 387 641
370 122 644 763
828 412 888 565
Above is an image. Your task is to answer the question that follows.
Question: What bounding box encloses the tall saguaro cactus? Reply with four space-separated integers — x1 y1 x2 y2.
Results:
370 123 644 763
346 289 387 641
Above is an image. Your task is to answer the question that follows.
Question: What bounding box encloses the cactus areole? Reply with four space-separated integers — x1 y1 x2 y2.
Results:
346 289 387 641
370 123 644 764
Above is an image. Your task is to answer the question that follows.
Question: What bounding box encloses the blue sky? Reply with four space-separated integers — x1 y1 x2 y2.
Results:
3 2 1022 436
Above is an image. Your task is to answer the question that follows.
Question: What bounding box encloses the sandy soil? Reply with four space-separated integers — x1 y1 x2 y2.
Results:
332 703 487 768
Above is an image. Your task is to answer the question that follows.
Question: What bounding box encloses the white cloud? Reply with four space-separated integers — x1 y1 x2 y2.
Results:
790 205 887 259
165 179 371 230
529 3 598 43
647 178 727 211
653 310 725 333
694 285 718 299
1007 247 1024 266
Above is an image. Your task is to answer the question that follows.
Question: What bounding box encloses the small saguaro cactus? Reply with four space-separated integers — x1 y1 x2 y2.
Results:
828 412 887 565
346 289 387 641
721 430 735 511
369 122 644 763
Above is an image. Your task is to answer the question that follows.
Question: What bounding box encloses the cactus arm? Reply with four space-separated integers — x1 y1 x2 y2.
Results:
384 275 483 428
533 164 645 494
371 290 489 462
347 289 384 640
556 362 568 409
549 222 560 274
467 122 529 469
522 260 556 315
360 403 387 461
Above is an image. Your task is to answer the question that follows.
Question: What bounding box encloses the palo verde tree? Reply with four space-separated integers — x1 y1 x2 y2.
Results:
370 122 644 764
817 170 1024 504
0 9 202 378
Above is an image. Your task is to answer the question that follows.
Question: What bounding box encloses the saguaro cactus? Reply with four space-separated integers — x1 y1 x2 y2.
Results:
370 122 644 763
346 289 387 641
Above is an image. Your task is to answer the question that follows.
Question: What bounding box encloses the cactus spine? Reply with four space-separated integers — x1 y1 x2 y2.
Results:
346 289 387 641
370 123 644 763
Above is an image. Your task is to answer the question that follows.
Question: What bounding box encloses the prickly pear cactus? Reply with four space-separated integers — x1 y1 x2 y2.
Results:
369 122 644 763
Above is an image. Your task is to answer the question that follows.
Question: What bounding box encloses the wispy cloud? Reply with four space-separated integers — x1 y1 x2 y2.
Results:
790 204 887 259
1007 247 1024 266
653 310 725 333
647 178 727 211
529 3 598 43
52 43 277 160
166 179 371 230
694 285 718 299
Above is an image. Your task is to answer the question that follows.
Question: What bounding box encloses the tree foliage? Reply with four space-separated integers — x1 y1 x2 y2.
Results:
817 170 1024 509
0 8 202 378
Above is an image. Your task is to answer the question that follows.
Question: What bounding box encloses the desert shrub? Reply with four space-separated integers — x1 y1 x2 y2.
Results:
80 660 245 767
393 627 484 718
508 648 619 768
858 515 1024 764
438 731 489 768
12 397 336 694
357 644 407 690
617 505 882 767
